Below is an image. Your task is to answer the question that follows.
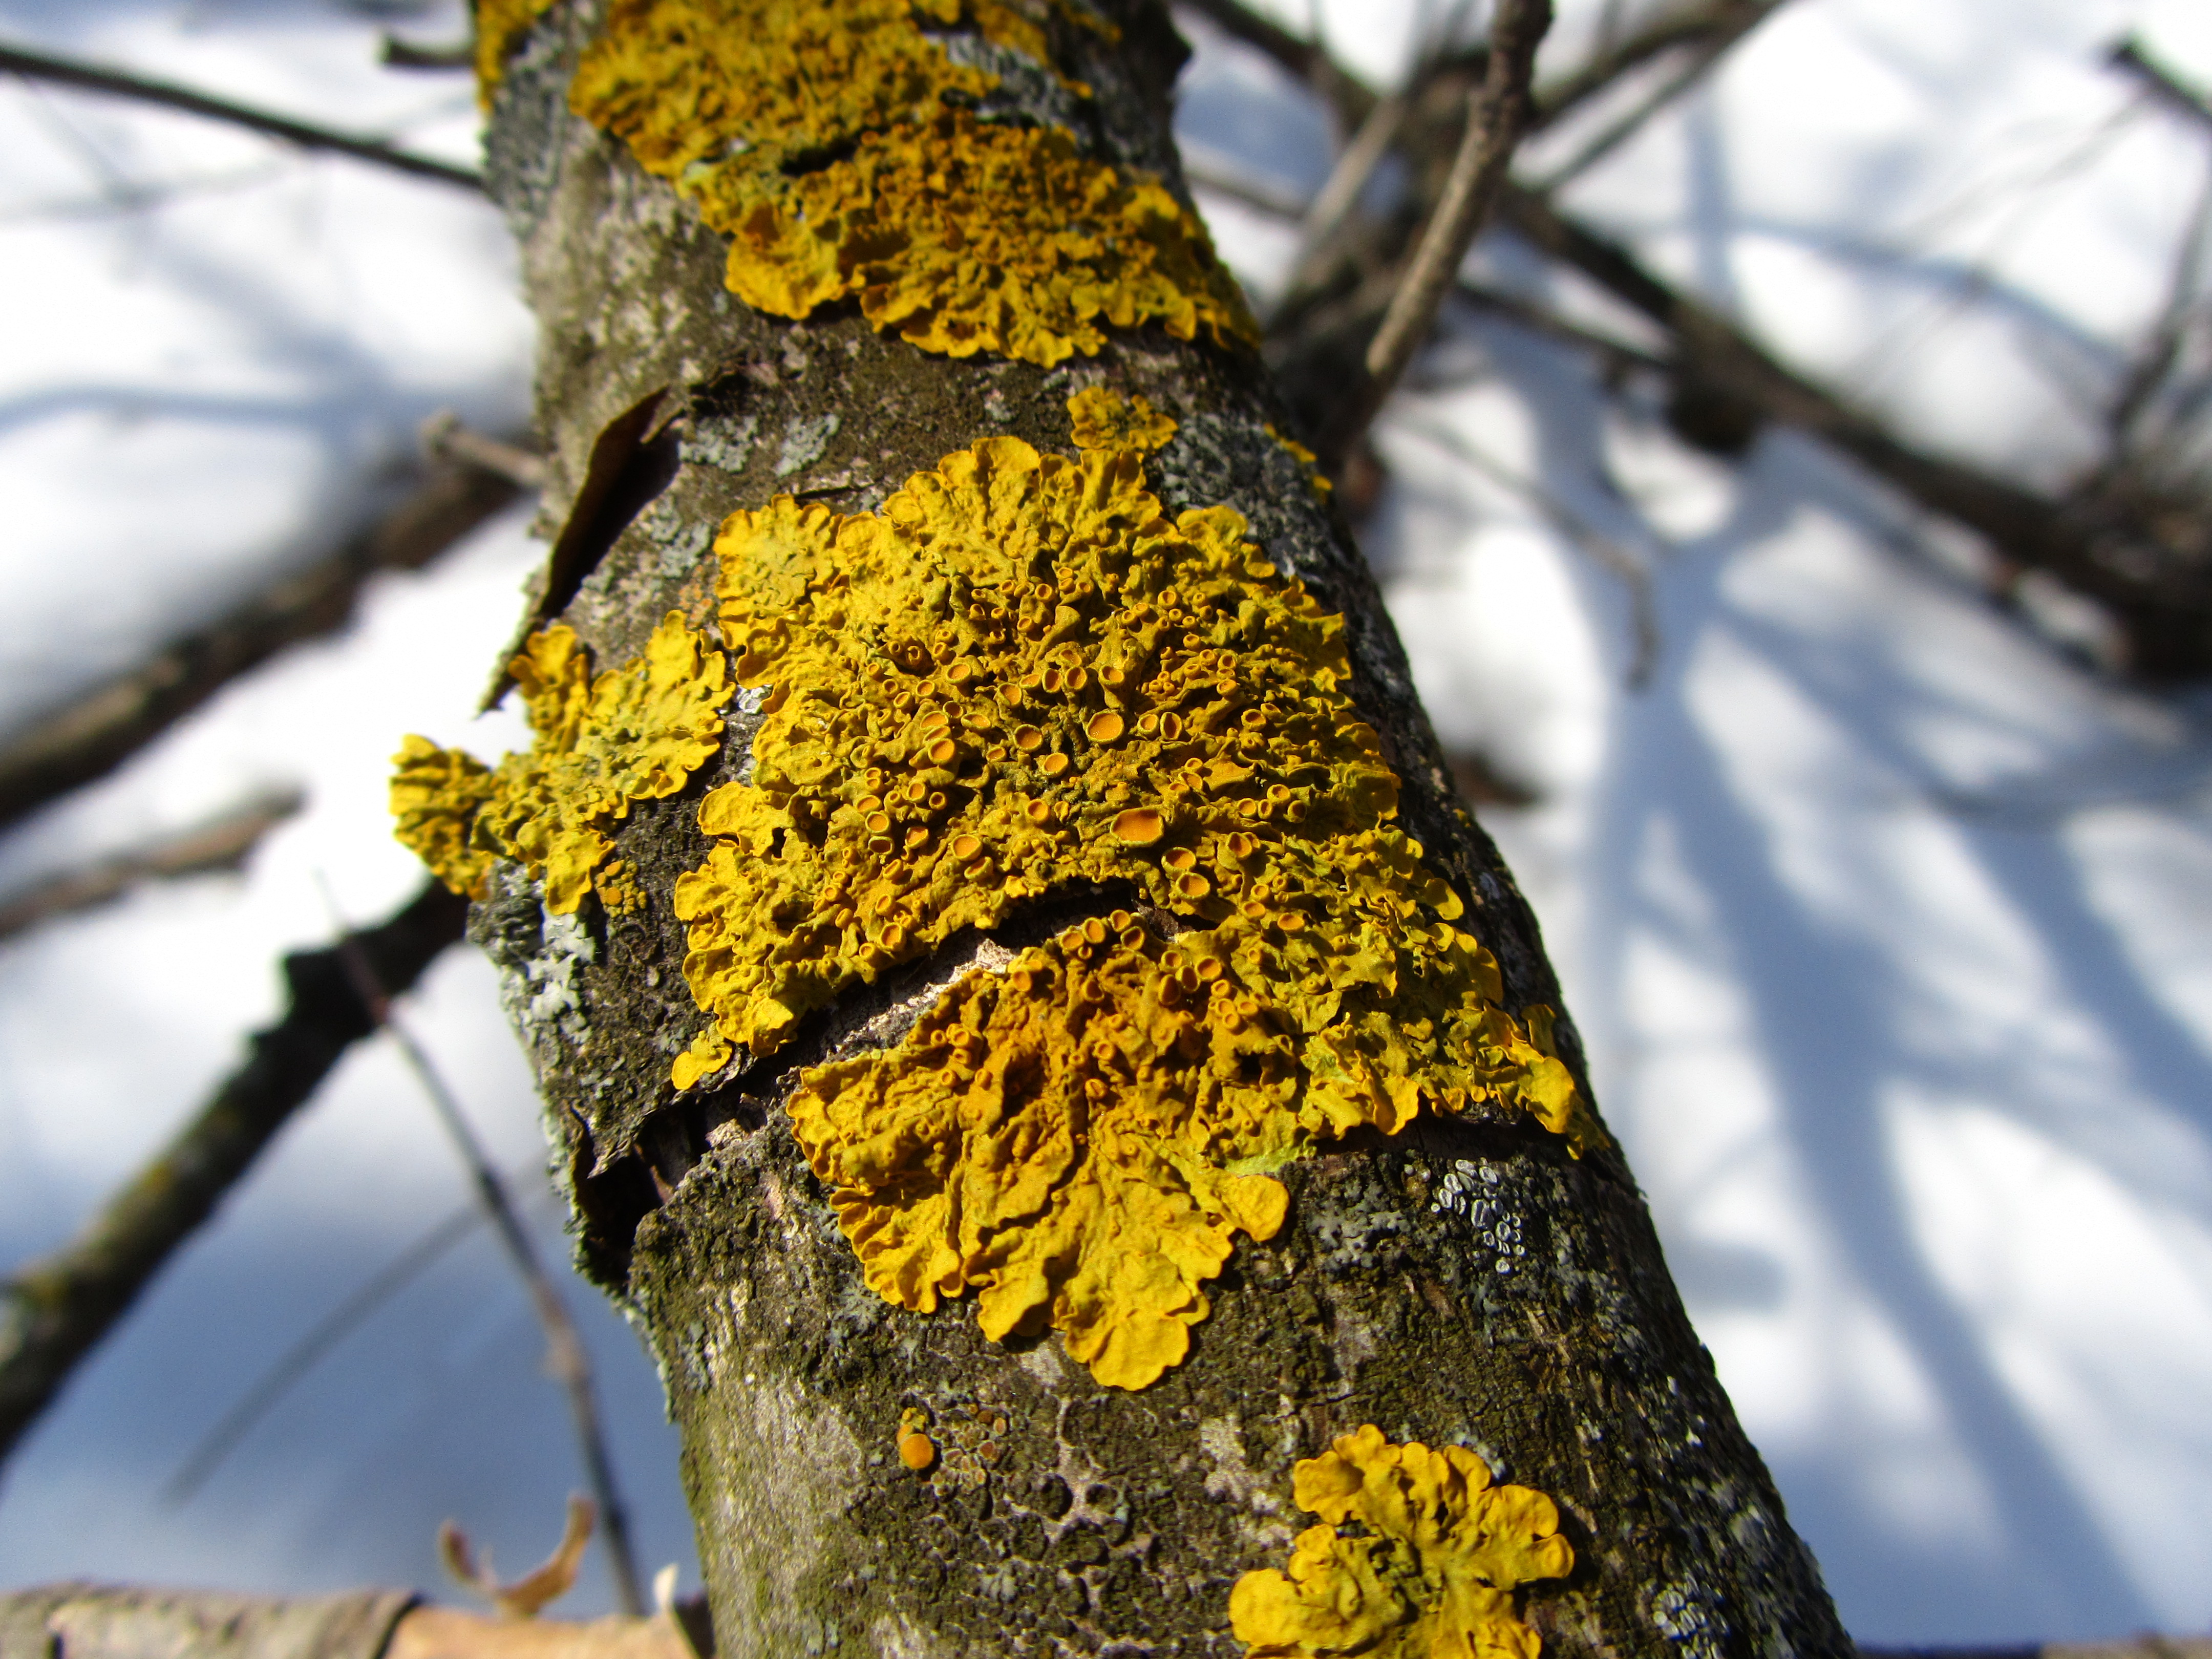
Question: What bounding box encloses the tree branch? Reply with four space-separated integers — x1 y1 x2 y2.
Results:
2109 35 2212 136
0 456 525 833
0 39 484 190
1531 0 1788 132
1363 0 1552 397
1526 0 1792 188
1492 183 2212 676
0 881 469 1470
0 786 304 941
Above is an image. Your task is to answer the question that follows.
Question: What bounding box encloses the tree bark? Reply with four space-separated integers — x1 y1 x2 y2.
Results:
453 4 1850 1655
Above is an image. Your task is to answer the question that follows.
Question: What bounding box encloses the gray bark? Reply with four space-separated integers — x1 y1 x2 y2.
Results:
472 4 1849 1656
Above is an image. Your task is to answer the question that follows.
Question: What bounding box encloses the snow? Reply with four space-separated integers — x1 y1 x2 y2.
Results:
0 0 2208 1641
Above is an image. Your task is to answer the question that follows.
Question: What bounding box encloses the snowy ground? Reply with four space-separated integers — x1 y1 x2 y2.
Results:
0 0 2208 1642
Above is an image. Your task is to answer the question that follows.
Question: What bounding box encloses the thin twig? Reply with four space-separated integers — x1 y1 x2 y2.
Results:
422 411 551 490
0 39 483 190
1364 0 1553 394
0 455 525 832
159 1176 565 1504
0 882 468 1472
381 37 476 72
1530 0 1781 132
1491 180 2212 676
1525 0 1790 190
0 786 304 942
1397 409 1663 687
2109 35 2212 136
1207 0 2212 673
320 882 647 1620
1269 92 1407 314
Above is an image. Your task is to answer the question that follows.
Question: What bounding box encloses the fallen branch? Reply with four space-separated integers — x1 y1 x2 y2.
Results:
0 881 469 1469
0 39 483 190
0 786 304 942
0 454 526 832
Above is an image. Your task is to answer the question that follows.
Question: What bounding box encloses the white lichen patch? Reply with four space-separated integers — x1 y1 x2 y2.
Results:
774 411 841 477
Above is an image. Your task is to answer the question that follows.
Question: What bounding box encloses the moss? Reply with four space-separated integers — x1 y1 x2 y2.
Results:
1228 1424 1573 1659
671 432 1601 1387
565 0 1257 366
392 611 728 916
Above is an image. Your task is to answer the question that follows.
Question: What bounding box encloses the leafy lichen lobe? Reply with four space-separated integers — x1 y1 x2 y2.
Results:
674 403 1598 1387
392 611 727 914
549 0 1257 365
1230 1424 1573 1659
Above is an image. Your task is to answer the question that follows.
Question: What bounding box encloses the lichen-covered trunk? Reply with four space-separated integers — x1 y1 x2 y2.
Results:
415 2 1852 1654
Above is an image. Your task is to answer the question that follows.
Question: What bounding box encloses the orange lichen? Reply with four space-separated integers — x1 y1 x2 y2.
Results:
565 0 1257 366
671 433 1599 1384
392 612 727 915
1229 1426 1573 1659
473 0 559 100
1069 385 1178 453
897 1407 939 1471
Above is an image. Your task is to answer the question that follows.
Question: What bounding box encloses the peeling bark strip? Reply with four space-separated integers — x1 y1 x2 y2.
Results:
420 0 1851 1652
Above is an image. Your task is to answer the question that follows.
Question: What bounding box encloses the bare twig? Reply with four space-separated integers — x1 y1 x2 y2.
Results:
1397 409 1663 687
2109 35 2212 136
0 455 526 832
423 411 551 490
1453 279 1671 375
1526 0 1791 189
1531 0 1784 132
0 786 304 942
382 37 477 72
162 1184 502 1504
1363 0 1553 397
1270 92 1408 312
322 884 647 1620
0 882 469 1472
1203 0 2212 673
1493 182 2212 676
0 39 483 190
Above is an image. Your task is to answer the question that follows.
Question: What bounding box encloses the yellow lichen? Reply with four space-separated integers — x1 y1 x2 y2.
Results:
672 433 1600 1384
1229 1426 1573 1659
392 736 500 900
473 0 559 101
565 0 1257 366
1069 385 1178 453
1265 423 1334 499
392 612 728 916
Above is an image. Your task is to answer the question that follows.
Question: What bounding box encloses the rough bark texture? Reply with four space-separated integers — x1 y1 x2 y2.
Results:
472 5 1849 1656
